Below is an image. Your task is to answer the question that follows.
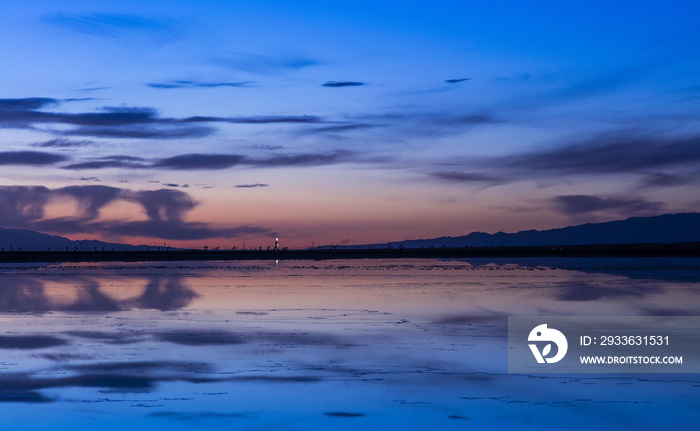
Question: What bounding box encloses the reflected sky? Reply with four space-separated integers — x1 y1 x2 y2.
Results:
0 258 698 430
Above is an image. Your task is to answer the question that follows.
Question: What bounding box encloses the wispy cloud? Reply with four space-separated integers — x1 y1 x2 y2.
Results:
428 171 504 185
32 138 96 148
213 52 320 74
0 98 327 139
322 81 365 88
42 13 181 40
445 78 470 84
64 150 356 171
146 80 251 89
551 194 664 217
0 98 59 111
235 184 268 188
430 131 700 187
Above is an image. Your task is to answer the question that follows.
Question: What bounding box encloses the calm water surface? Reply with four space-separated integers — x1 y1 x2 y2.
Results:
0 258 699 430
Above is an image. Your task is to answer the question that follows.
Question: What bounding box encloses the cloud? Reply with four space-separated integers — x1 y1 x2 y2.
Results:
214 52 320 74
429 131 700 188
43 13 179 39
180 115 325 124
428 171 503 184
638 172 697 188
322 81 365 87
93 220 268 240
61 124 214 139
153 154 245 170
551 194 664 216
445 78 470 84
324 412 365 418
0 186 51 223
0 98 59 110
303 123 378 134
0 151 67 166
1 98 323 139
57 185 123 219
235 184 268 188
147 80 251 89
125 189 196 221
65 150 356 171
498 132 700 175
32 138 96 148
250 150 353 167
0 185 271 240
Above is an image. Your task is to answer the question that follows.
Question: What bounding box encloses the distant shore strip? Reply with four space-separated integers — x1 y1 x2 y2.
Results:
1 242 699 263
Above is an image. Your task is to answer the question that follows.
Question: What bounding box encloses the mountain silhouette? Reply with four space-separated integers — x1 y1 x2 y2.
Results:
377 213 700 248
0 226 146 251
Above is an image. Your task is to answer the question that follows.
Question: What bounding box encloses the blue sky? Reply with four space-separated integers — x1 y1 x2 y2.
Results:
1 1 699 247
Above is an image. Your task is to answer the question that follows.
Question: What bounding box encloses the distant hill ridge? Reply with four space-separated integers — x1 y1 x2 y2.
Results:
0 226 148 251
369 213 700 248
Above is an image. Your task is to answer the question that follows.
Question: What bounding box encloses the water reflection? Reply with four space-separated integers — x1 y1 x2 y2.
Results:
0 276 197 312
0 258 698 430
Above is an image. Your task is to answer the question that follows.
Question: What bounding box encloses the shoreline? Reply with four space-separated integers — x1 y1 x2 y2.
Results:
1 242 699 262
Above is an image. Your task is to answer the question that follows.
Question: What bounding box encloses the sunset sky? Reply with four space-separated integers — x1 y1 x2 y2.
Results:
1 1 699 248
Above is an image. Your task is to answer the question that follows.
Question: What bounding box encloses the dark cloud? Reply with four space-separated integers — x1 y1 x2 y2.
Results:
445 78 470 84
153 154 245 170
0 98 59 110
322 81 365 87
0 186 51 223
498 133 700 175
57 185 123 219
180 115 325 124
63 160 141 170
66 151 355 171
32 138 96 148
147 80 251 89
62 124 214 139
429 131 700 189
126 189 196 221
0 185 271 240
1 97 322 139
552 195 664 216
64 155 148 169
638 172 695 188
235 184 268 188
250 150 353 167
324 412 365 418
95 220 268 240
0 151 67 166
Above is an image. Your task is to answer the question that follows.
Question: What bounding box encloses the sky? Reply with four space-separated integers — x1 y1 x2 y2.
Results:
1 0 699 249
